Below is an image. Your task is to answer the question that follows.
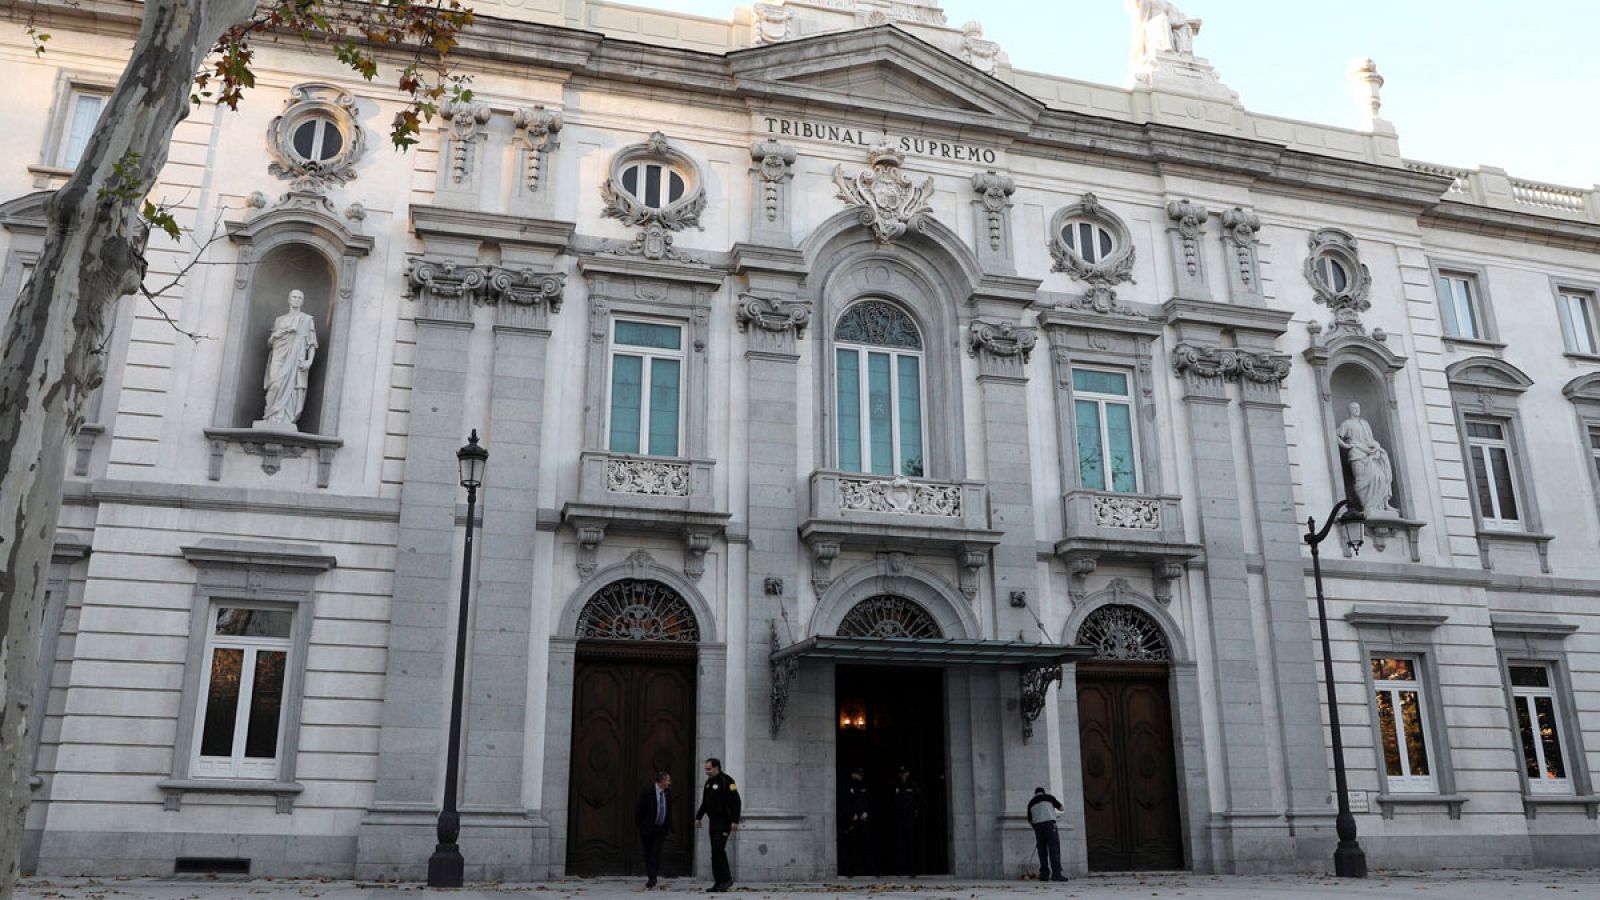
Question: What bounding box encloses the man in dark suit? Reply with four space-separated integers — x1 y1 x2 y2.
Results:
694 757 741 892
890 766 924 877
636 770 673 889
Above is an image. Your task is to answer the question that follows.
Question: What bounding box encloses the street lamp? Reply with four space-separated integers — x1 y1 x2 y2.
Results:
1305 498 1367 878
428 429 488 888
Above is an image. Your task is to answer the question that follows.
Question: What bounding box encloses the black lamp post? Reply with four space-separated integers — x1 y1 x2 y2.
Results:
428 429 488 888
1305 498 1368 879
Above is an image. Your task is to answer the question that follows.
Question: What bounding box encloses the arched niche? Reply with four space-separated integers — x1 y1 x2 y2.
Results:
1304 330 1423 559
801 210 983 480
807 559 980 641
232 244 336 431
207 197 373 486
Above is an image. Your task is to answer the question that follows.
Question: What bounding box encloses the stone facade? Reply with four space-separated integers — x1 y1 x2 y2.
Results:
6 0 1600 881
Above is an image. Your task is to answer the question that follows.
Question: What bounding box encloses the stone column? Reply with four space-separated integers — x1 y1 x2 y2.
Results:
1168 338 1278 870
732 283 813 880
457 269 565 879
1237 358 1339 837
968 319 1048 875
357 260 484 878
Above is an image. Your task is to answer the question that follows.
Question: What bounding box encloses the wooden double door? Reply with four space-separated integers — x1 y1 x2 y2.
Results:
566 641 697 877
1076 662 1184 871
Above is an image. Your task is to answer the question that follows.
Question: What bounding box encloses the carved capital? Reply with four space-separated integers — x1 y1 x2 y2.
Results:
488 266 565 313
736 294 811 338
1171 342 1291 385
968 320 1037 380
406 258 490 322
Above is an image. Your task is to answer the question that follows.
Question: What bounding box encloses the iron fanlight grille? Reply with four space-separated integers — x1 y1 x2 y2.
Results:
836 595 943 639
1076 604 1170 662
576 579 700 643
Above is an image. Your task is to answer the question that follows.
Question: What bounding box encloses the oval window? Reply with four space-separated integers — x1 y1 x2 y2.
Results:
291 117 344 163
620 161 687 211
1061 219 1116 264
1316 255 1351 293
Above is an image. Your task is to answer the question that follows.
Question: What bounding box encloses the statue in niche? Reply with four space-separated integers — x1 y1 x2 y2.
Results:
1128 0 1201 64
1335 401 1396 515
259 289 318 430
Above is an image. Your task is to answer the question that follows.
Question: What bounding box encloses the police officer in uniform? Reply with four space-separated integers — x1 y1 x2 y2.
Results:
840 768 874 877
890 765 924 877
694 757 741 892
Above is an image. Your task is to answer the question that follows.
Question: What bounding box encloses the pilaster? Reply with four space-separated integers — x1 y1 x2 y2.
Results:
1165 199 1212 301
1220 207 1265 306
971 169 1017 275
750 138 797 246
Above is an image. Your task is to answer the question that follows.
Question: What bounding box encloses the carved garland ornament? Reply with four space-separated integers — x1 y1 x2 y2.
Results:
1049 194 1138 315
514 105 563 193
1171 342 1292 384
833 142 935 244
1221 207 1262 291
606 458 691 497
751 139 797 225
441 98 491 184
1091 495 1162 530
576 578 700 642
1165 199 1209 277
839 476 962 517
971 169 1016 252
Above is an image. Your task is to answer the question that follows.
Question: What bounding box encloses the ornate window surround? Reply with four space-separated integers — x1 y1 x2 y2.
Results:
600 132 708 261
812 252 969 481
205 195 373 487
1445 356 1549 571
162 540 335 813
1344 604 1464 819
266 83 367 193
1048 193 1137 314
1489 613 1598 818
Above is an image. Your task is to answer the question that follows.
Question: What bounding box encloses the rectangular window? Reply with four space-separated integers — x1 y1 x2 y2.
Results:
193 605 293 780
1465 418 1521 529
835 346 925 477
1072 367 1139 493
1436 272 1481 340
1589 426 1600 487
607 320 683 457
1371 656 1438 793
1559 290 1598 355
1509 665 1572 795
59 89 106 169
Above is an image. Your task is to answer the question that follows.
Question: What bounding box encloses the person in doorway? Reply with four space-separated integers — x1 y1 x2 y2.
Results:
840 768 874 877
1027 787 1068 882
635 770 674 889
890 765 924 877
694 757 741 892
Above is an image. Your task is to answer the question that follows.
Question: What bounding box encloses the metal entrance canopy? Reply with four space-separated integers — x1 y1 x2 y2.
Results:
768 634 1094 741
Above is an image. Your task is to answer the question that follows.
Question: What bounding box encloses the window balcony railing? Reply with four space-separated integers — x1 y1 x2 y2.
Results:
562 450 728 581
1056 488 1201 604
800 470 1002 598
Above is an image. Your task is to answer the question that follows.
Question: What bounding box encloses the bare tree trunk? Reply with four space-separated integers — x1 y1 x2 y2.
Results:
0 1 258 889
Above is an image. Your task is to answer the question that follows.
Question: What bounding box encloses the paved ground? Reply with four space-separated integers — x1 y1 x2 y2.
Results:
16 871 1600 900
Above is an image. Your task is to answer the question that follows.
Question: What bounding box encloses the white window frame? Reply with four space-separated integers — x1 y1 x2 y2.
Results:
1464 417 1523 530
1436 271 1483 340
1371 655 1439 794
1315 254 1352 294
191 603 294 781
1059 218 1117 265
605 317 686 458
834 338 927 478
619 160 687 212
57 87 108 170
1070 364 1141 493
1508 663 1575 796
1558 288 1599 356
289 115 344 164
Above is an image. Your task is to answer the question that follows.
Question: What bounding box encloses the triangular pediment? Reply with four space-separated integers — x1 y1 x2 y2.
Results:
729 26 1043 132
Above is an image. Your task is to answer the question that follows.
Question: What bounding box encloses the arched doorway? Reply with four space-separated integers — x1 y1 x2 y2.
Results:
833 595 950 876
566 578 700 877
1074 603 1183 871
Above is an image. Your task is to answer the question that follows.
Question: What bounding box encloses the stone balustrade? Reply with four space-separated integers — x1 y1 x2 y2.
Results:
1406 160 1600 222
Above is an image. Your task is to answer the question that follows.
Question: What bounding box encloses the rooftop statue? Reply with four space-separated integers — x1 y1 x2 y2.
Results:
1129 0 1202 66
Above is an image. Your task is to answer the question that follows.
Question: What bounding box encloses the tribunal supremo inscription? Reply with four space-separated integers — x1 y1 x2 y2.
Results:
762 117 1000 164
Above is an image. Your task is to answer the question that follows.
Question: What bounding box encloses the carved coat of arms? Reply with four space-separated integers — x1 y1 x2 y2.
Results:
833 142 935 244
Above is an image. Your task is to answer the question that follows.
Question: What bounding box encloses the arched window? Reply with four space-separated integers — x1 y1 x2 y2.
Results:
576 579 700 643
1076 604 1170 662
834 300 926 477
836 595 943 639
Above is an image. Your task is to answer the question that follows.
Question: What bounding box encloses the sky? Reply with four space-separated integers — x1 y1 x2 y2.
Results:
627 0 1600 188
